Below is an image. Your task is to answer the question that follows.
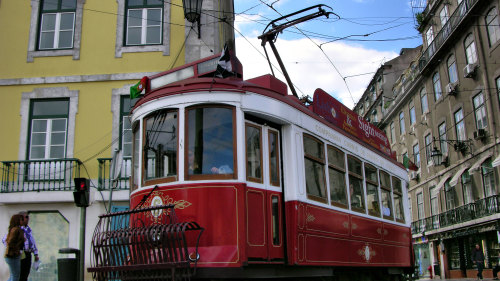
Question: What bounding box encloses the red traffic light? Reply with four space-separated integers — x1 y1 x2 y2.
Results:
74 178 89 192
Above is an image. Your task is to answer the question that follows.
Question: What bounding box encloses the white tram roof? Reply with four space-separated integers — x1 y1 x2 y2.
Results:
133 52 404 170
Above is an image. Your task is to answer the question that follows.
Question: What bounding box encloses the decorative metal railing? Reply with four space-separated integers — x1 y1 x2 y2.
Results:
1 159 81 193
418 0 479 71
88 205 204 281
411 195 500 234
97 157 131 190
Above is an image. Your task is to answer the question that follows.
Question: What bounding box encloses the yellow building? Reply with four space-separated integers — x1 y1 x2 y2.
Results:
0 0 234 280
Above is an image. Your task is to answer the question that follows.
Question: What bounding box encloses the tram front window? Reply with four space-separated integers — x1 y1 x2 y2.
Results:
186 106 235 179
143 109 178 184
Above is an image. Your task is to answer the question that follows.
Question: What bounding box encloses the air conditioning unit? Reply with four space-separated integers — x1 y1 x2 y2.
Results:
464 64 477 78
410 171 419 180
473 128 487 140
446 83 457 95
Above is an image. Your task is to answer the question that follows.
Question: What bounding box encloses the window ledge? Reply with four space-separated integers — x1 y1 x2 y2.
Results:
27 49 79 63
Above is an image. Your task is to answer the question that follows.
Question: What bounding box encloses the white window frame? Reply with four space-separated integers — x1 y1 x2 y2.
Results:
39 12 75 50
27 0 84 62
473 92 487 130
115 0 171 58
464 33 478 64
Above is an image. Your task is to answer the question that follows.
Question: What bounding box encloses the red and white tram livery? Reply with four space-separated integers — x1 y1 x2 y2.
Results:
90 52 413 280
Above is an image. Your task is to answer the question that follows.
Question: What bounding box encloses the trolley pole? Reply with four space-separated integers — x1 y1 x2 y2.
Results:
79 206 86 281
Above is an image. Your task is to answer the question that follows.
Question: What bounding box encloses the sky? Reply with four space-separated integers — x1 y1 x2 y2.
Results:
232 0 423 109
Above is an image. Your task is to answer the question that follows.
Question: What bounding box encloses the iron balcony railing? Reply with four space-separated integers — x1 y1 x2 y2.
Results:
411 195 500 234
97 157 131 191
1 158 82 193
418 0 479 71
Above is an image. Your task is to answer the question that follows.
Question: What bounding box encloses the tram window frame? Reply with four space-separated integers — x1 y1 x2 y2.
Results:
392 176 405 223
268 129 281 187
365 164 381 217
380 170 394 220
142 109 178 186
131 121 140 192
245 123 263 183
303 134 327 204
185 105 237 181
348 155 365 213
327 145 348 208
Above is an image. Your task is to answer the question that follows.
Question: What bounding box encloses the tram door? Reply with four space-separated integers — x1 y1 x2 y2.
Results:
245 121 284 261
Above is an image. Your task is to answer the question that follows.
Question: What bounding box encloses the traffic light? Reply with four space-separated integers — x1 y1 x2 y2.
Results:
73 178 90 207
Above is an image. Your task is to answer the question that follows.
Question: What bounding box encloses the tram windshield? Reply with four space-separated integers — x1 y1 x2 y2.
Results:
186 105 235 179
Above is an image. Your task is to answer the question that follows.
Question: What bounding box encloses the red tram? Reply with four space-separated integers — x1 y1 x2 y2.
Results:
89 52 413 281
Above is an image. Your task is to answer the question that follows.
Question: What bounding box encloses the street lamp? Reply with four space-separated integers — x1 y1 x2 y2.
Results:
431 147 442 166
182 0 203 38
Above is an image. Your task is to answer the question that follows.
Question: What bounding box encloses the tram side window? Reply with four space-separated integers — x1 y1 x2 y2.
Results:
365 164 381 217
246 123 263 183
380 171 394 220
131 121 140 191
186 106 235 180
348 156 365 213
327 145 347 208
303 134 327 203
269 130 280 187
143 109 178 184
393 176 405 223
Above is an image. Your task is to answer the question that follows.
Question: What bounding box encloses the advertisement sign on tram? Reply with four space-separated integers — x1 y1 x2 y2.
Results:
312 88 394 158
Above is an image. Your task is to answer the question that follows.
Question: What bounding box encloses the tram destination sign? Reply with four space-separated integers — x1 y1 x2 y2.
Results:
312 88 394 159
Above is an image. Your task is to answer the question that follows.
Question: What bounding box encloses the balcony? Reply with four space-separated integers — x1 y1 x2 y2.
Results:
418 0 479 72
97 157 131 190
411 195 500 234
1 158 82 192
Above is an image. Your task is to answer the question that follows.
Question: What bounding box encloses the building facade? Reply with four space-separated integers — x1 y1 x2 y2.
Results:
357 0 500 279
0 1 234 280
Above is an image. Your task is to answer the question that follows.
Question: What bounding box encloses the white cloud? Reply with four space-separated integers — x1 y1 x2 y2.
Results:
235 36 398 109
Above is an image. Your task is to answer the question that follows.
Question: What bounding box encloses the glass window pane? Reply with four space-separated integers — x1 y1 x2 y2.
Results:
61 0 77 10
52 119 67 131
365 164 378 183
127 28 141 45
349 176 364 211
32 100 69 116
305 158 326 201
32 133 46 146
187 107 234 176
269 131 280 186
381 189 393 218
50 145 65 158
128 0 143 6
327 146 344 169
304 136 323 159
347 156 362 176
128 10 142 27
147 0 163 5
393 177 402 194
329 168 347 206
246 125 262 182
31 147 45 159
58 31 73 48
50 132 66 145
380 171 391 188
60 13 74 29
40 32 55 49
146 26 161 44
144 110 178 180
147 9 161 25
366 183 380 217
32 120 48 132
42 0 58 11
41 14 56 31
394 193 405 222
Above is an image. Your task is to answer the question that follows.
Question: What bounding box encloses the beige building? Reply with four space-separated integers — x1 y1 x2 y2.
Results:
355 0 500 279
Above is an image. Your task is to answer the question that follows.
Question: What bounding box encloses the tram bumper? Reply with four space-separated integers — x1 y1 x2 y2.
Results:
88 204 204 281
